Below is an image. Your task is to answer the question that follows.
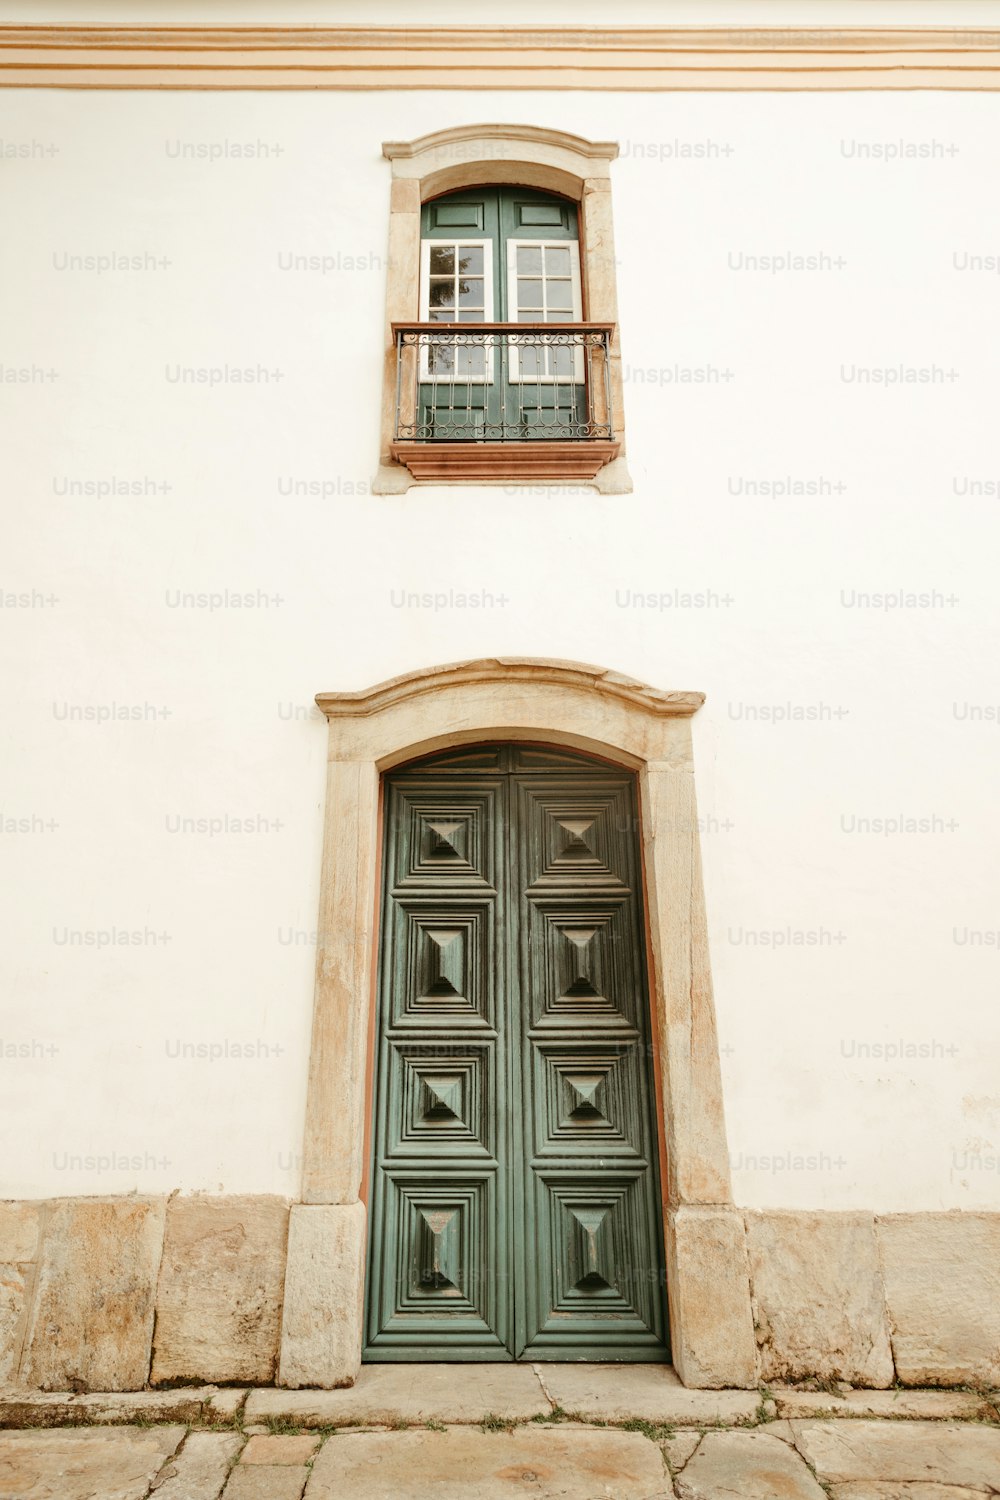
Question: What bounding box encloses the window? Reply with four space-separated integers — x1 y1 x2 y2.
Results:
375 125 630 492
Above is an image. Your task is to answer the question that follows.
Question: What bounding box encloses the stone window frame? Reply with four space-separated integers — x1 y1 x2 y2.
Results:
372 125 633 496
279 659 757 1390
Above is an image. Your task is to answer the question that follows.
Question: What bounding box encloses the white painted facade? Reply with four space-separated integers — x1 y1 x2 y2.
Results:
2 1 999 1217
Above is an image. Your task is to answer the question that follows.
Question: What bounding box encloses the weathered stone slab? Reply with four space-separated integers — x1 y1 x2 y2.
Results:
774 1388 993 1421
147 1431 243 1500
0 1262 30 1384
207 1387 249 1419
277 1203 365 1389
793 1420 1000 1487
242 1434 321 1465
676 1429 827 1499
151 1195 289 1386
877 1213 1000 1386
0 1424 184 1500
0 1386 217 1427
248 1362 548 1427
304 1428 672 1498
223 1467 308 1500
0 1202 42 1263
829 1486 989 1499
539 1363 760 1425
665 1205 758 1389
664 1431 703 1472
19 1198 166 1391
746 1211 894 1387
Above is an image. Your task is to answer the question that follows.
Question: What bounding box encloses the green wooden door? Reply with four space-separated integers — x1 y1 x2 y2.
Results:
365 744 669 1362
418 187 588 440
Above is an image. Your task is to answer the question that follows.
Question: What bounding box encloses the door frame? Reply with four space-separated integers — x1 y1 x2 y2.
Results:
279 659 757 1389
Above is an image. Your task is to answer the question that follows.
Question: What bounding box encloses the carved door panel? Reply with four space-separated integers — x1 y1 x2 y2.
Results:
365 744 668 1361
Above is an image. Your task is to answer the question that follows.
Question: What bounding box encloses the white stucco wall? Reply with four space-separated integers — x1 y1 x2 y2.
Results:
2 19 999 1210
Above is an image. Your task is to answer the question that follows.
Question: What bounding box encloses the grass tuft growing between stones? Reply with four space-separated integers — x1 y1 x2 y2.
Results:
480 1412 518 1433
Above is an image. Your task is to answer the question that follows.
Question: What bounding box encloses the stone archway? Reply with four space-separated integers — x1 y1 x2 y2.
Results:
277 660 756 1389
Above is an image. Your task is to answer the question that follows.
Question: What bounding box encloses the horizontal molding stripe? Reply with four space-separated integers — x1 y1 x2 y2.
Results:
1 25 1000 89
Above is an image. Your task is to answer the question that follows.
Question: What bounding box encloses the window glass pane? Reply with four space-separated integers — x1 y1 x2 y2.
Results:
427 309 452 323
517 309 541 323
429 246 455 275
517 245 543 275
546 309 573 322
458 277 484 307
517 278 543 308
550 346 575 378
546 281 573 311
427 344 454 375
544 246 572 276
519 347 544 379
457 309 485 322
429 281 455 309
457 246 484 275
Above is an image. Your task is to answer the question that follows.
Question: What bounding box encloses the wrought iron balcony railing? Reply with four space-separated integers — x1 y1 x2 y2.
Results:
391 322 615 443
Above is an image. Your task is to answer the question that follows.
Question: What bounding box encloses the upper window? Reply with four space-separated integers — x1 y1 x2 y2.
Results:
376 126 628 493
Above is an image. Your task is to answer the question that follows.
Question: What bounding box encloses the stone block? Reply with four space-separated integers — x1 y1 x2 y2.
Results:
19 1198 165 1391
539 1364 759 1426
151 1195 289 1385
0 1263 30 1385
746 1211 894 1387
793 1419 1000 1487
222 1467 308 1500
676 1429 827 1499
242 1434 321 1464
877 1212 1000 1386
0 1425 185 1500
248 1363 548 1426
0 1201 42 1263
304 1428 670 1499
277 1202 365 1389
146 1431 243 1500
665 1205 757 1388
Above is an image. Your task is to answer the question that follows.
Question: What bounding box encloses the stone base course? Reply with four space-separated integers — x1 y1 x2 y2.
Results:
877 1213 1000 1387
1 1196 999 1391
746 1211 895 1387
151 1196 289 1387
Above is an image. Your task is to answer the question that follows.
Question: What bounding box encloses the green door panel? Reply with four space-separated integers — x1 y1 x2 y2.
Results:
364 744 669 1363
418 187 587 441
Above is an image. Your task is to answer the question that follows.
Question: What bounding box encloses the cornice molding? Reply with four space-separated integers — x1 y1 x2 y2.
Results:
315 659 706 720
2 24 1000 90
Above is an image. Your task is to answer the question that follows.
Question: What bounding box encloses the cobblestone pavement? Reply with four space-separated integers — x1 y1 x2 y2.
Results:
0 1366 997 1498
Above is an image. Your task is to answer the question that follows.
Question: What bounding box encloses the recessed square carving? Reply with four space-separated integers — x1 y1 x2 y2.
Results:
387 1042 492 1157
533 1042 640 1155
390 903 494 1027
389 787 499 890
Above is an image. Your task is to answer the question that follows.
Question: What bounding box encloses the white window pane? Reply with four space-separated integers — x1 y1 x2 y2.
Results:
458 277 484 307
519 347 544 379
429 281 455 310
457 246 484 275
544 247 572 275
517 278 543 308
517 246 543 274
546 281 573 311
429 246 455 275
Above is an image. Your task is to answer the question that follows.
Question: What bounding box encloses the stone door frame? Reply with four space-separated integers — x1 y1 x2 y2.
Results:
278 659 757 1389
